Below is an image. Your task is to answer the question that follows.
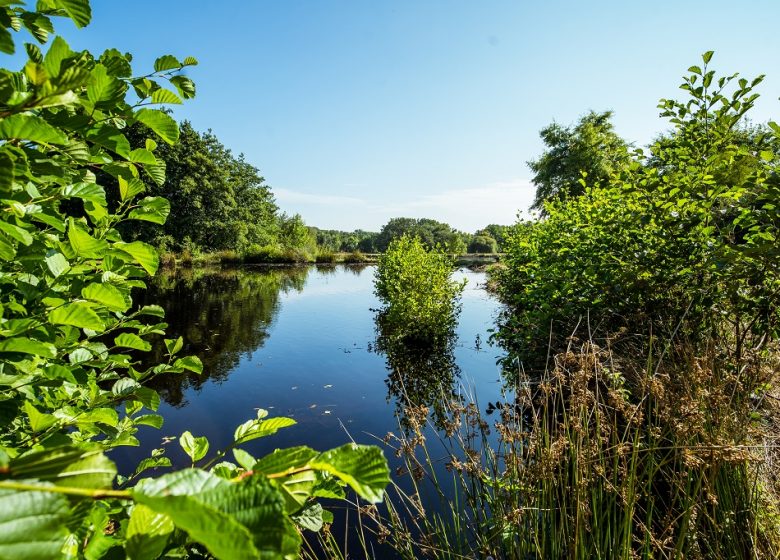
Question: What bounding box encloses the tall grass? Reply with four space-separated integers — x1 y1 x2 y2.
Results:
352 329 780 559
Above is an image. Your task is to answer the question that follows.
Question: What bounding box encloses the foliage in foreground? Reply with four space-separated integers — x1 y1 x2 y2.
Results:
374 235 465 344
0 2 388 558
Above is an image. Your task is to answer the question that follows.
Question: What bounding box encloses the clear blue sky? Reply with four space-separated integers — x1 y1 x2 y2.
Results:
20 1 780 231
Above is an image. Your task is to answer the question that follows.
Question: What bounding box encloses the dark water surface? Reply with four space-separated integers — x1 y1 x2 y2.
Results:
117 264 505 511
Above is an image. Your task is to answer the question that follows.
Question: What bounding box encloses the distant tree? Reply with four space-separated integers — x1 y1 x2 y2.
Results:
376 218 465 252
478 224 511 251
468 235 498 253
528 111 631 213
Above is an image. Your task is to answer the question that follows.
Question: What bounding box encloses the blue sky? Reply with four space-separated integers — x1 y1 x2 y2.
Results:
17 1 780 231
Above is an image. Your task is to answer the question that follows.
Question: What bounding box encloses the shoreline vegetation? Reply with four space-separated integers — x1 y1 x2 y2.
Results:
157 250 504 268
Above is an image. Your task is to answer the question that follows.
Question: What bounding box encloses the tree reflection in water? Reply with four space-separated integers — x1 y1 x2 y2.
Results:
372 318 461 432
136 266 309 406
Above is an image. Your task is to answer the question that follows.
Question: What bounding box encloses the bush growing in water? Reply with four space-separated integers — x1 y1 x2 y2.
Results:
0 3 388 558
374 235 466 343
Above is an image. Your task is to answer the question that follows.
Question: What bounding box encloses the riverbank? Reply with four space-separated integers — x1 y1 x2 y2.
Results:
159 250 504 268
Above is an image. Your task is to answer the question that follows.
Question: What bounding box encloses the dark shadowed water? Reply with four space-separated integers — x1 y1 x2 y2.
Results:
114 264 505 550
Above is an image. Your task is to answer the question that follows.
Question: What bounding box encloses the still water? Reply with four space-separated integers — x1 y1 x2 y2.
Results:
118 264 505 493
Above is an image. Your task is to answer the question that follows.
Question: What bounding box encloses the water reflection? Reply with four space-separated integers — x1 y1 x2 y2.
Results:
372 322 461 431
137 266 309 406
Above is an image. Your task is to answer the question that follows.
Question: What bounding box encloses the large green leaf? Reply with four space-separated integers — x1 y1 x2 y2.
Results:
67 219 108 258
253 446 318 477
308 444 389 503
114 333 151 352
43 36 73 79
82 282 130 312
134 109 179 145
126 504 174 560
8 447 116 489
0 114 67 144
49 302 104 331
86 63 125 105
62 182 107 206
153 55 180 72
114 241 159 275
54 0 92 28
134 471 260 560
128 197 170 225
0 488 70 560
0 337 57 358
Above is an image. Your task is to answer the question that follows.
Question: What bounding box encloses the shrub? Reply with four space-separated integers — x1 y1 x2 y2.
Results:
343 250 368 263
315 250 337 263
374 235 466 343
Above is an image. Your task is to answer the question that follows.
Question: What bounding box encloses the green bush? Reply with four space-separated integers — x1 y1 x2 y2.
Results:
467 234 498 254
315 250 337 263
496 53 780 365
374 235 466 343
0 3 388 558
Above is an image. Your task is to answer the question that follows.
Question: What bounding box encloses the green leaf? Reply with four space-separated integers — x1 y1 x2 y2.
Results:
118 176 146 202
179 431 209 463
9 447 116 489
137 304 165 318
309 444 389 503
23 401 57 432
232 449 255 471
0 221 33 246
253 446 318 477
126 504 174 560
133 471 262 560
702 50 714 64
134 414 164 429
49 302 104 331
233 416 296 445
292 502 326 532
0 488 70 560
0 27 13 55
128 196 170 225
153 55 180 72
134 109 179 145
182 56 198 66
173 355 203 374
54 0 92 28
82 282 130 312
114 333 152 352
0 336 57 358
169 75 195 99
0 114 67 144
114 241 159 275
67 219 108 258
62 182 107 206
87 63 124 105
43 36 72 78
44 252 70 277
150 88 182 105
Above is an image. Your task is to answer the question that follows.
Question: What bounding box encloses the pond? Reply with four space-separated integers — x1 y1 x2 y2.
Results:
116 264 506 545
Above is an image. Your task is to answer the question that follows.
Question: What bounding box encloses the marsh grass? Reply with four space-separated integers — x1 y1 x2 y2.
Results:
341 328 780 559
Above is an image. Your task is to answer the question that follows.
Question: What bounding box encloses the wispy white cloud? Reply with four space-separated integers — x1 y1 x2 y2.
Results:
274 179 535 232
